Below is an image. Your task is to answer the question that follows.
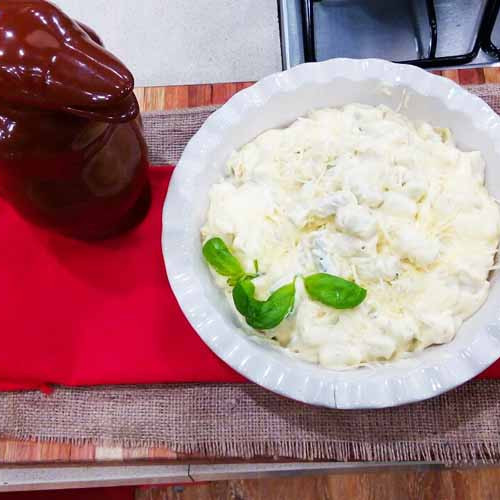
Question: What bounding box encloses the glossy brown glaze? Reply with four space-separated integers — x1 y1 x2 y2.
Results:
0 0 150 240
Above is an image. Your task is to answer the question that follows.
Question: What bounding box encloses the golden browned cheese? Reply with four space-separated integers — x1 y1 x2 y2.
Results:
0 0 150 239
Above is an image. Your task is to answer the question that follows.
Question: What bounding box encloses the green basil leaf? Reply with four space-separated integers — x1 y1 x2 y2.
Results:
304 273 367 309
232 279 296 330
246 282 296 330
202 238 245 281
232 279 256 316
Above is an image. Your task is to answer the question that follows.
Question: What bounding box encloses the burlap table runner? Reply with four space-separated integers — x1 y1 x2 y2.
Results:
1 84 500 465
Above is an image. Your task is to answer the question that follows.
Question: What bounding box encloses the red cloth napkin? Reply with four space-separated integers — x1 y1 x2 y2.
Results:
0 487 134 500
0 166 496 392
0 166 244 391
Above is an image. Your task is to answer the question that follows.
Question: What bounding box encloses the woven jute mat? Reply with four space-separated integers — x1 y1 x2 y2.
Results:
2 84 500 465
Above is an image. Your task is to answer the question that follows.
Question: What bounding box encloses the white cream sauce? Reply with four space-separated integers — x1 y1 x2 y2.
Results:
202 104 500 369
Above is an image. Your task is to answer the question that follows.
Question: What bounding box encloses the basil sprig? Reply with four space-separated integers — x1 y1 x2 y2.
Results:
203 237 366 331
233 278 296 330
203 237 295 329
304 273 366 309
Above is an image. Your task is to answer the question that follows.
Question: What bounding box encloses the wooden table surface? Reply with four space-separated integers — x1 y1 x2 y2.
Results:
1 66 500 469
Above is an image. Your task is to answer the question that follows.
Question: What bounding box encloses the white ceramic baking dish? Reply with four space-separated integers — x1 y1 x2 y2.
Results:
162 58 500 409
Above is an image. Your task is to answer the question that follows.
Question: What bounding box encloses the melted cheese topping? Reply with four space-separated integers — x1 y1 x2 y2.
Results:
201 104 500 369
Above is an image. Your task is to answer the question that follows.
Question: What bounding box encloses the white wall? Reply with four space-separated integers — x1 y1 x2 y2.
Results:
53 0 282 87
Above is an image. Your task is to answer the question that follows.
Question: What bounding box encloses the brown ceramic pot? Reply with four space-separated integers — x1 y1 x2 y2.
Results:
0 0 150 240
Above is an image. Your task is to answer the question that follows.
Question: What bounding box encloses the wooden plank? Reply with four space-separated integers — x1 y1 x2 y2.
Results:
0 439 7 463
3 440 41 463
0 440 97 464
39 442 72 462
140 87 167 112
69 443 96 462
484 67 500 83
441 69 460 83
95 446 125 461
212 82 253 105
134 87 146 108
136 82 254 112
147 448 178 460
135 468 500 500
188 84 213 108
0 433 173 464
163 86 189 110
458 68 486 85
0 428 174 464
